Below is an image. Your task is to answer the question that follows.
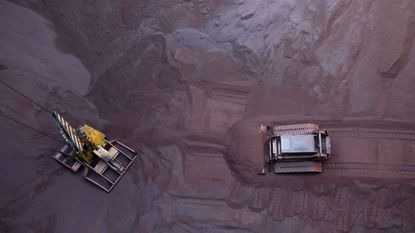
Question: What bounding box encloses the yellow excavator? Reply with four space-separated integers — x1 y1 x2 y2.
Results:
51 111 136 192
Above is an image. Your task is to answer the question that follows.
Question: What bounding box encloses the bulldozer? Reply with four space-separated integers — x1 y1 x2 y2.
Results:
51 111 137 192
260 123 331 174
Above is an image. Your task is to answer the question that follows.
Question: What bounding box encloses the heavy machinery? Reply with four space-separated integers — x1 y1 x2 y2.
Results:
260 123 331 174
51 111 137 192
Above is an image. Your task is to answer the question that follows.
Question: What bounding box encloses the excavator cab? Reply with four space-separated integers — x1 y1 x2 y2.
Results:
51 111 137 192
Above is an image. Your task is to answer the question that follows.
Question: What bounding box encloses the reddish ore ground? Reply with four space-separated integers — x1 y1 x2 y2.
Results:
1 0 415 232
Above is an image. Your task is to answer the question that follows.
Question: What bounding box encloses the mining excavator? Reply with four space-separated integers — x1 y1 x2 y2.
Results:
260 123 331 174
51 111 137 192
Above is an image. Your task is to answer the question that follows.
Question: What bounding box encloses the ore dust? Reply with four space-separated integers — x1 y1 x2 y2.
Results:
0 0 414 232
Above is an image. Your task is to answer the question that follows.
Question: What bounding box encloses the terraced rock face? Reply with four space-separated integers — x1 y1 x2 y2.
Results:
2 0 415 232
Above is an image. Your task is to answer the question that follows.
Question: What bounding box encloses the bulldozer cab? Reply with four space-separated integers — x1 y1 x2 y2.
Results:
262 123 331 174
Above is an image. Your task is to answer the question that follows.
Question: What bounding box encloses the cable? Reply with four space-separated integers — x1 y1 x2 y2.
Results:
0 80 96 126
0 79 51 113
0 80 96 145
0 111 64 144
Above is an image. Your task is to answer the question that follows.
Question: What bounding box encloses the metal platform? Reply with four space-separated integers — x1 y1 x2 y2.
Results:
53 140 137 192
53 145 82 172
83 140 137 192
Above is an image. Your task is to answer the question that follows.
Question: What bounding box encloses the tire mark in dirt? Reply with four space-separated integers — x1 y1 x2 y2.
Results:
325 162 415 172
327 127 415 140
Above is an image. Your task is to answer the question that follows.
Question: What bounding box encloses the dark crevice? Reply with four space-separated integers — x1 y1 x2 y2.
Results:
380 21 415 79
0 64 8 71
326 0 354 36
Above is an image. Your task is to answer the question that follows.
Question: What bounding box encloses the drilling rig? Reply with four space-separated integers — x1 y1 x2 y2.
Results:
51 111 136 192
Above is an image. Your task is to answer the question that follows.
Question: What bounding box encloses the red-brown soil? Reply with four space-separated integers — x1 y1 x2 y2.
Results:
1 0 415 232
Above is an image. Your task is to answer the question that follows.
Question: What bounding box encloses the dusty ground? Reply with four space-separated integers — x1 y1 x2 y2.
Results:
1 0 415 232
